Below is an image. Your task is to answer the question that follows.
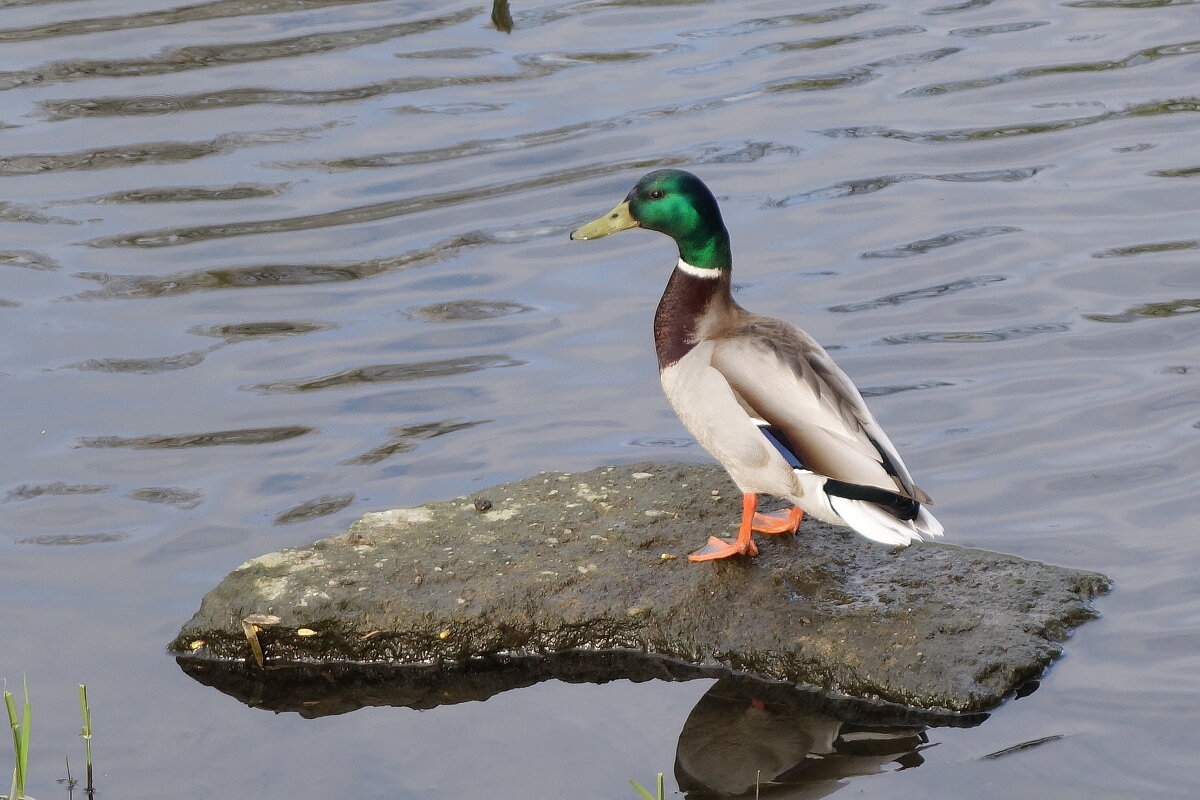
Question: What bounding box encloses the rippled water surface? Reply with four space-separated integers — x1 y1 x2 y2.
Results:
2 0 1199 796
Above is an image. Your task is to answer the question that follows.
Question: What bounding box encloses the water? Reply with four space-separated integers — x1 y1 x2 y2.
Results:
1 0 1198 796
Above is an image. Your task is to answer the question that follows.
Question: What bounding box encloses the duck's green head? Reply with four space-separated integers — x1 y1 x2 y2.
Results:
570 169 731 271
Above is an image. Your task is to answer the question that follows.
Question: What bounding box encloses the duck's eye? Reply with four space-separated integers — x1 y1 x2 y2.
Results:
648 189 665 200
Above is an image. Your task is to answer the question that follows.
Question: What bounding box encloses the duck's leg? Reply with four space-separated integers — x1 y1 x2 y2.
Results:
752 506 804 535
688 493 759 561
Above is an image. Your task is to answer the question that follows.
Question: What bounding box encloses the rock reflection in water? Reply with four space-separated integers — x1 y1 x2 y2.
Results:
177 654 979 796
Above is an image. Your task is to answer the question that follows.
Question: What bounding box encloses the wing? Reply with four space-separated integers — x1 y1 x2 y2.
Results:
709 313 932 504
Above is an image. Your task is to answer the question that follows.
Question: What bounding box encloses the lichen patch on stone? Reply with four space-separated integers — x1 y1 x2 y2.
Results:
361 507 434 526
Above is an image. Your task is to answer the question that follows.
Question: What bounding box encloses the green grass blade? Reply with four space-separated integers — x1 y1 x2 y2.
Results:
629 773 664 800
79 683 94 793
5 689 21 798
79 684 92 760
5 686 25 800
78 685 90 738
629 780 656 800
17 679 29 796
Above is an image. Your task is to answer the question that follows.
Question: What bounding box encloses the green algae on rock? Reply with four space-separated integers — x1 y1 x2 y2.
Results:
170 462 1110 713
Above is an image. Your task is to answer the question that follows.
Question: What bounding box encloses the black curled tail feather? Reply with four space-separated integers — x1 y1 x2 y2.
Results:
823 479 919 521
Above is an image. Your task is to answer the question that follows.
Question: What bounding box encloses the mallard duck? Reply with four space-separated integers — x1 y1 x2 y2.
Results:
570 169 943 561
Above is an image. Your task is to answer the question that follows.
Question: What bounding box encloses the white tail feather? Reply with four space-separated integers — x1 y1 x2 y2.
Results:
828 495 944 547
914 504 944 538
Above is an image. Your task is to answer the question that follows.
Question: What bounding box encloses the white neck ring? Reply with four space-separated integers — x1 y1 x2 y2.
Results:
676 258 720 279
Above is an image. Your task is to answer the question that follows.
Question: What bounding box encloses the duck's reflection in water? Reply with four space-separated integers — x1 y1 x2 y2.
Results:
675 678 932 798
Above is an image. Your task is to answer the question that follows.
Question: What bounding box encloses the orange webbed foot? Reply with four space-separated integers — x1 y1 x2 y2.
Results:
687 536 758 562
751 507 804 535
688 494 769 563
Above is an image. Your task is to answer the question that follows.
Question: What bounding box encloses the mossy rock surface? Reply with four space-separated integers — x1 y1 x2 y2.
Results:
171 462 1110 713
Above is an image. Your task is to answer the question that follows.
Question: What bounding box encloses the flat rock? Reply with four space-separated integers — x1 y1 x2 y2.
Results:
170 462 1111 713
